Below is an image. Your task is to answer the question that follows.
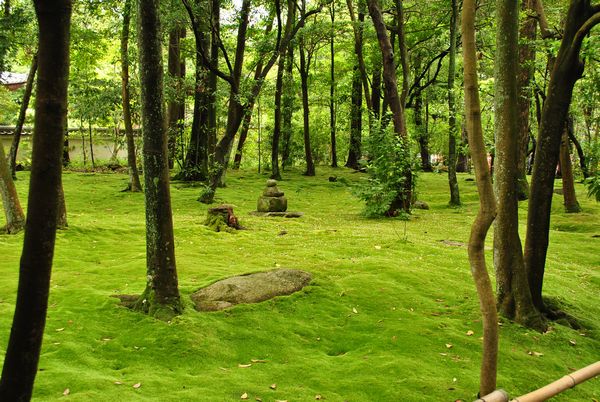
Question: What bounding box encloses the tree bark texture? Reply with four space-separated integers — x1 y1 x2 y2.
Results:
367 0 412 213
0 1 71 399
462 0 498 395
167 24 185 170
493 0 544 330
516 0 537 201
0 139 25 234
121 0 142 192
329 3 337 168
346 64 362 170
281 39 295 170
447 0 461 206
524 0 600 311
9 52 37 180
135 0 182 319
559 124 581 212
299 34 315 176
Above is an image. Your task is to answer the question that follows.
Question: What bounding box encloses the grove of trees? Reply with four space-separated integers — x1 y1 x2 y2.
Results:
0 0 599 398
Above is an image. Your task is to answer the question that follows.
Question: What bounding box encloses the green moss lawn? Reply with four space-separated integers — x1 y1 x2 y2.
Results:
1 168 599 401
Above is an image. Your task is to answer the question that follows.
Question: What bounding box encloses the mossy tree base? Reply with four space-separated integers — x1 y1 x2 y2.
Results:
2 220 25 235
114 290 183 321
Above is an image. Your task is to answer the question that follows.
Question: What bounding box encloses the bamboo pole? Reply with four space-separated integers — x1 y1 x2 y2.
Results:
512 361 600 402
476 361 600 402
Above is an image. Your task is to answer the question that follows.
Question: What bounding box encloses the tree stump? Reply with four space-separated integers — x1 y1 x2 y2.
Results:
204 204 242 232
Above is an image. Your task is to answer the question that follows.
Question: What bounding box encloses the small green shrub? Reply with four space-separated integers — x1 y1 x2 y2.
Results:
353 123 414 218
584 173 600 202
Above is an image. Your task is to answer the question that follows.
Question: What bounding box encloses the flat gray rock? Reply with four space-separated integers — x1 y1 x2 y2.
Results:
190 269 312 311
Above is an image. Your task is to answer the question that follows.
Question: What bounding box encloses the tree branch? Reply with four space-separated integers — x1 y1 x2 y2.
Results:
532 0 560 39
571 12 600 55
181 0 233 85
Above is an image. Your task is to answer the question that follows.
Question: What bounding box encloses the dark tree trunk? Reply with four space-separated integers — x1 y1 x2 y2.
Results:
134 0 182 319
346 65 362 170
516 0 536 201
167 25 185 170
367 0 412 213
9 52 37 180
414 89 432 172
207 0 219 160
0 0 71 399
447 0 460 206
299 37 315 176
524 1 599 312
271 49 286 179
329 3 337 168
233 17 274 170
281 40 294 170
346 0 372 116
371 59 382 120
559 123 581 212
183 1 211 182
120 0 142 192
566 115 589 178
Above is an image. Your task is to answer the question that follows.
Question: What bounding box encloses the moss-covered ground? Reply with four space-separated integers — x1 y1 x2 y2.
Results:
0 167 598 401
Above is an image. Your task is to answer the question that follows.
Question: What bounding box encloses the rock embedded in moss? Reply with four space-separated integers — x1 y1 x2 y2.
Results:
190 268 312 311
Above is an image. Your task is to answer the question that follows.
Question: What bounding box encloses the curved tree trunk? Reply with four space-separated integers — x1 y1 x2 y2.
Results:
0 1 71 398
0 139 25 234
566 115 589 178
494 0 544 331
121 0 142 192
447 0 460 206
299 39 315 177
462 0 498 394
9 52 37 180
524 1 600 311
134 0 182 319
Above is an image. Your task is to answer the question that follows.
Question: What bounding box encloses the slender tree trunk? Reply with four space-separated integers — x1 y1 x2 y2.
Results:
0 140 25 234
88 121 95 168
447 0 461 206
120 0 142 192
559 123 581 212
234 17 274 170
207 0 219 160
414 89 432 172
9 53 37 180
524 1 600 312
494 0 544 330
134 0 182 319
456 123 469 172
0 0 71 399
329 3 337 168
462 0 498 394
395 0 409 109
516 0 536 200
281 40 294 170
371 58 381 120
367 0 412 213
299 37 315 176
566 115 589 178
346 65 362 169
167 23 185 170
346 0 372 117
271 50 286 179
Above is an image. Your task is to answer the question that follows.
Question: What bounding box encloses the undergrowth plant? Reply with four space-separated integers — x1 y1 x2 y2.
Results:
353 123 415 218
584 172 600 201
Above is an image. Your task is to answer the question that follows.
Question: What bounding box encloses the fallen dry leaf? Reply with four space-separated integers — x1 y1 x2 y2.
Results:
251 359 267 363
132 383 142 389
63 388 70 396
445 344 453 349
315 394 323 400
238 363 252 368
527 351 544 357
270 384 277 390
240 392 249 400
374 245 382 250
352 307 358 314
56 328 65 332
255 398 262 402
569 339 577 346
113 381 123 385
466 330 474 336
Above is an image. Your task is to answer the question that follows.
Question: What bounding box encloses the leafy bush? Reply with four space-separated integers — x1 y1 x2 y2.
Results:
353 123 414 218
584 173 600 202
